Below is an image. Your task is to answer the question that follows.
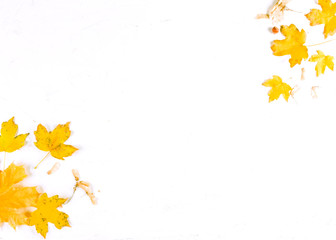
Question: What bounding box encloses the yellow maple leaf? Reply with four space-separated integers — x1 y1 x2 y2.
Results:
34 122 78 168
0 117 29 153
309 50 334 76
305 0 336 38
29 193 70 238
271 24 308 67
262 75 293 102
0 163 40 229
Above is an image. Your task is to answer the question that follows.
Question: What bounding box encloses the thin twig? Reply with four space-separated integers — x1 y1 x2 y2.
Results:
285 7 304 14
307 38 336 47
65 184 78 204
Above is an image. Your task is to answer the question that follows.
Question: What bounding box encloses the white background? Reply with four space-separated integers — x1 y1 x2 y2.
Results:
2 0 336 239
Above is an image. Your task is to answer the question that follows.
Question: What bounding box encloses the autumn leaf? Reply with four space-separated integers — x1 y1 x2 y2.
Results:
269 0 291 24
309 50 334 76
34 122 78 168
29 193 70 238
305 0 336 38
262 75 293 102
271 24 308 67
0 163 40 229
0 117 29 153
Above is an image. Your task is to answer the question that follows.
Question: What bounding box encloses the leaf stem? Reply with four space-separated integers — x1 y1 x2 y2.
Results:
307 38 336 47
65 184 78 204
34 152 50 169
285 7 304 14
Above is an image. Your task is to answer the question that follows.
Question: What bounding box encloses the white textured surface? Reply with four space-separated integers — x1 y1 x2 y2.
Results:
1 0 336 239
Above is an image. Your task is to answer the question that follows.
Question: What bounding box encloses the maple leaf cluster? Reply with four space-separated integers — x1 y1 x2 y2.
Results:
0 117 93 238
259 0 336 102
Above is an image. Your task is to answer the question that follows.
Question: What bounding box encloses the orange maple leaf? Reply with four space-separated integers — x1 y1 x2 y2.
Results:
29 193 70 238
0 163 40 229
34 122 78 168
306 0 336 38
271 24 308 67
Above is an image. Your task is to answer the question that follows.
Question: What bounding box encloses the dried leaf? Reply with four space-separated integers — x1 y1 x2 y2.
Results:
301 68 305 80
262 75 293 102
78 183 97 205
256 13 269 19
29 193 70 238
309 50 334 76
306 0 336 38
72 169 80 181
311 86 319 98
79 181 90 187
269 0 291 24
47 162 60 175
0 117 29 153
72 170 97 205
0 164 40 229
34 122 78 160
88 192 97 205
271 24 308 67
290 85 300 98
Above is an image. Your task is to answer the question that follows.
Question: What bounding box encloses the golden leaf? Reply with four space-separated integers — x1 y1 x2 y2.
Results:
0 163 40 229
262 75 293 102
29 193 70 238
0 117 29 153
309 50 334 76
34 122 78 161
306 0 336 38
271 24 308 67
